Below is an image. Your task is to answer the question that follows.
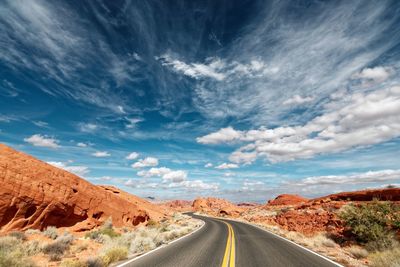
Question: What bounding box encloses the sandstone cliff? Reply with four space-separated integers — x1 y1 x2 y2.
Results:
0 144 168 232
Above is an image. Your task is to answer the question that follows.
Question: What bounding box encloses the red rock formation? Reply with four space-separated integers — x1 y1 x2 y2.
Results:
313 188 400 202
192 197 243 217
274 209 343 236
266 194 309 206
157 200 193 212
0 144 168 232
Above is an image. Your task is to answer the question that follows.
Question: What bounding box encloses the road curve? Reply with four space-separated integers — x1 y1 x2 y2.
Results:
118 213 340 267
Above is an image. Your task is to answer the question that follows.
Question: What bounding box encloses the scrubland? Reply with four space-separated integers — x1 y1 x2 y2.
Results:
0 213 201 267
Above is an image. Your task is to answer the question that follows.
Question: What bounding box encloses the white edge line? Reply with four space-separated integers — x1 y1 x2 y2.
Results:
116 220 206 267
209 215 344 267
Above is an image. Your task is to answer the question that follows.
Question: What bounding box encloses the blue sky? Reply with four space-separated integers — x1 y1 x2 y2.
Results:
1 0 400 202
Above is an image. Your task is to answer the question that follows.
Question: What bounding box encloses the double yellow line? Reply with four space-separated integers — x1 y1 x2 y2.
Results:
221 222 235 267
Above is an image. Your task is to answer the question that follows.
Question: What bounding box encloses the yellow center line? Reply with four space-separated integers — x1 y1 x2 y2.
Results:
221 222 235 267
229 224 235 267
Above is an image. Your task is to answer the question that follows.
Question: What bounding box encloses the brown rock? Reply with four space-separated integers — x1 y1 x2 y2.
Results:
0 144 168 232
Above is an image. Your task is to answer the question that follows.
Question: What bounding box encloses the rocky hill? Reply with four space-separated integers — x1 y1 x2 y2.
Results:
0 144 169 232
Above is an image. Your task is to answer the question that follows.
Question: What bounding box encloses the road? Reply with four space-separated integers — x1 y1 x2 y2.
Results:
118 213 341 267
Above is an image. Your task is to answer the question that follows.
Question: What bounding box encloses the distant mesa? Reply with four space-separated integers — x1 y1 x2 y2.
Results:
0 144 169 232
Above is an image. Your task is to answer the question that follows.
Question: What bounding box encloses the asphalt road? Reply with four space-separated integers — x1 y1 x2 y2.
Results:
118 213 340 267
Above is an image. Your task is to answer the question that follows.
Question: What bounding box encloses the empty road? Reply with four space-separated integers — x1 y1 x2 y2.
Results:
118 213 341 267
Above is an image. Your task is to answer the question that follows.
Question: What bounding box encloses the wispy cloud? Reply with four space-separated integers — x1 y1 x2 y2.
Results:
91 151 111 157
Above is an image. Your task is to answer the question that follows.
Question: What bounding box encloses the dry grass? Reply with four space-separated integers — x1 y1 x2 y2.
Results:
347 246 369 259
369 247 400 267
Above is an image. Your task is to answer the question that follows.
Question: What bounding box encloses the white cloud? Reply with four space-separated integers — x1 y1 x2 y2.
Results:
289 169 400 186
215 163 239 169
197 127 243 144
162 170 187 183
283 95 314 105
33 121 49 128
24 134 59 148
77 142 88 147
131 157 159 168
354 66 391 82
125 117 143 129
92 151 111 157
47 161 89 177
199 86 400 163
137 167 171 178
78 123 98 133
126 152 139 160
204 163 213 168
176 180 219 190
158 54 226 81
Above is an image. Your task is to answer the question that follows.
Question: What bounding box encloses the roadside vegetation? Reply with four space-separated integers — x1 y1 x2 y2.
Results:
0 213 201 267
230 198 400 267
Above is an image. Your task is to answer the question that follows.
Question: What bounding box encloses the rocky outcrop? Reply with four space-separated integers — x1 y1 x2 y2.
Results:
0 144 168 232
158 200 193 212
192 197 243 217
266 194 308 206
313 188 400 202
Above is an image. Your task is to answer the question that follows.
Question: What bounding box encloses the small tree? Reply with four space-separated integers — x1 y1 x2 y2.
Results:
339 199 399 251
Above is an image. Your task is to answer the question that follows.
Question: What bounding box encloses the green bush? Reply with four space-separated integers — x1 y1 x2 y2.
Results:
340 200 399 251
85 227 120 241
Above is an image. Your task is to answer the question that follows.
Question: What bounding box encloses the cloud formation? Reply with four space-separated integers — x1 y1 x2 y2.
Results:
126 152 139 160
199 86 400 163
24 134 59 148
215 163 239 169
131 157 159 168
47 161 89 176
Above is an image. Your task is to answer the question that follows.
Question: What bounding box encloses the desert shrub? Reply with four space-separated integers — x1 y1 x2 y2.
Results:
43 238 71 261
102 218 113 230
73 243 88 253
370 247 400 267
43 226 58 239
0 237 36 267
24 240 42 256
339 200 399 250
146 219 158 227
9 231 27 241
85 225 120 242
0 251 36 267
56 232 75 245
102 247 128 265
86 257 104 267
0 236 21 252
25 229 41 235
60 259 88 267
348 246 369 259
